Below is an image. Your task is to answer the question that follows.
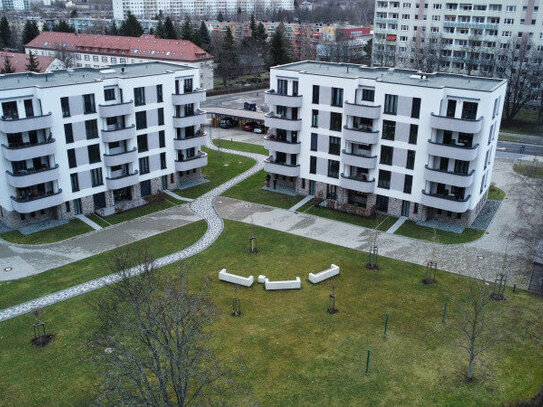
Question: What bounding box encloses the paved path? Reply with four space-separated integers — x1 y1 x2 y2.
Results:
289 195 314 212
386 216 407 234
76 214 102 231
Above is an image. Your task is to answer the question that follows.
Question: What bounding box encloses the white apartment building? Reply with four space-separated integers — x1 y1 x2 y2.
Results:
372 0 543 72
113 0 294 20
264 61 506 225
0 62 208 229
0 0 29 11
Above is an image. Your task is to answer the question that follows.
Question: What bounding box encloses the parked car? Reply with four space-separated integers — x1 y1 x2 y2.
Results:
243 121 259 131
253 125 265 134
244 101 257 111
220 117 238 129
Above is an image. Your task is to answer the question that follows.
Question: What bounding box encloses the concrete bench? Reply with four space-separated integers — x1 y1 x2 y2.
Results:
264 277 301 290
258 275 266 284
218 269 254 287
308 264 340 284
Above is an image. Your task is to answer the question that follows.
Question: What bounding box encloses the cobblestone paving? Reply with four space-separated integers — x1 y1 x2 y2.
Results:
0 144 265 323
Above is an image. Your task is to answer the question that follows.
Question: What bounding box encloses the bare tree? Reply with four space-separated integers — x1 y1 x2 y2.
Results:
404 32 445 73
92 248 230 406
54 44 74 68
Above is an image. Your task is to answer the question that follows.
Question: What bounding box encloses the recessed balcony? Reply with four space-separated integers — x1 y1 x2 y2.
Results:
105 171 139 190
172 110 207 128
341 150 377 169
343 126 379 144
10 189 63 213
264 90 303 108
264 157 300 177
340 174 375 193
427 140 480 161
6 165 60 188
103 148 138 167
175 152 208 172
264 136 301 154
424 166 475 188
171 90 206 105
430 113 483 133
421 190 471 213
101 125 136 143
2 138 56 161
264 113 302 132
98 100 134 118
0 113 52 134
344 102 381 119
173 133 207 150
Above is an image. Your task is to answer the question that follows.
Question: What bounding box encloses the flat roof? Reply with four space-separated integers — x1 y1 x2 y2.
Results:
0 62 194 90
205 107 265 122
274 61 506 92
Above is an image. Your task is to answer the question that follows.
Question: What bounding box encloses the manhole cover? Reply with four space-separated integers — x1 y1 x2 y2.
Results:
4 267 12 272
476 255 485 260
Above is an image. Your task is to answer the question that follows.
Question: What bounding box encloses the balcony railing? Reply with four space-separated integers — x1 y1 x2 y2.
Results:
172 89 206 105
0 112 53 133
103 148 138 167
264 136 301 155
173 132 207 150
2 138 56 161
175 152 208 172
424 165 475 188
264 90 303 108
343 126 379 144
264 157 300 177
172 110 207 128
344 102 381 119
11 188 63 213
340 173 375 193
106 170 139 190
421 190 471 212
6 165 60 188
98 100 134 118
341 150 377 169
264 112 302 132
430 113 483 133
101 125 136 143
427 139 480 161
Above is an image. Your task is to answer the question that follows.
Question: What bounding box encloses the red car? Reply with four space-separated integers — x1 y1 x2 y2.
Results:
243 121 259 131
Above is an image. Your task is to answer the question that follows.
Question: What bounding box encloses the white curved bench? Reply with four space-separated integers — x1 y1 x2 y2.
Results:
218 269 254 287
308 264 340 284
265 277 301 290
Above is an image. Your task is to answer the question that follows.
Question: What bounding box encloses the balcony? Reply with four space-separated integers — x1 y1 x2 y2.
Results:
103 148 138 167
343 126 379 144
0 113 52 134
6 165 60 188
106 171 139 190
340 174 375 193
173 110 207 128
443 21 499 30
374 17 399 24
264 90 303 108
101 125 136 143
2 138 56 161
264 157 300 177
264 136 301 154
344 102 381 119
424 166 475 188
98 100 134 118
173 132 207 150
341 150 377 169
427 140 480 161
430 113 483 133
421 190 471 213
11 189 63 213
175 152 208 172
171 90 206 105
264 113 302 132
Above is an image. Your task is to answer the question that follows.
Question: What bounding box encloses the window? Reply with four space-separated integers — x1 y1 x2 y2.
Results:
61 97 70 117
160 152 166 169
184 78 193 93
87 144 101 164
156 84 163 102
312 85 320 104
461 102 478 120
83 94 96 114
70 173 80 192
91 168 103 187
384 94 398 115
411 97 421 118
330 112 342 132
380 145 393 165
362 88 375 102
67 148 76 168
277 79 288 95
134 87 146 106
446 99 457 117
329 136 340 155
376 194 389 211
309 156 317 174
454 160 469 174
292 81 298 96
409 124 418 144
311 109 319 128
139 156 150 174
310 133 318 151
64 123 74 143
406 150 415 169
331 87 343 107
378 170 391 189
104 88 115 101
382 120 396 140
327 160 339 179
137 134 148 152
159 130 165 148
136 111 147 129
85 119 98 139
24 99 34 117
403 174 413 193
158 108 164 125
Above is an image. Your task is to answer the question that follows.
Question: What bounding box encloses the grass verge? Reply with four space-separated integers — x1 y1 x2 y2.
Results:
303 205 398 231
488 185 506 200
513 162 543 179
213 139 267 155
501 110 541 136
395 220 485 244
98 199 176 225
0 219 93 244
86 214 111 228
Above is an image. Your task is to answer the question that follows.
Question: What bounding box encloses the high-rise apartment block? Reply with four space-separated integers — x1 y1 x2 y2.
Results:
0 62 207 228
264 61 506 225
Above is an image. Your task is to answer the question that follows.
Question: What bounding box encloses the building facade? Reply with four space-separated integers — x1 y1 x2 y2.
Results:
25 32 215 90
0 62 208 228
264 61 506 225
0 0 29 11
372 0 543 73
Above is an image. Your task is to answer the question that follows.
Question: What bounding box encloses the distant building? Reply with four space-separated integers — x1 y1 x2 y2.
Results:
69 17 159 34
0 51 65 73
0 0 29 11
25 31 214 89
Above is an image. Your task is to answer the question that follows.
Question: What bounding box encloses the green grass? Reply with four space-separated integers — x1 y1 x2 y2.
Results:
0 219 93 244
395 220 485 244
85 213 111 228
1 220 542 406
0 221 207 310
501 110 541 136
223 169 303 209
488 185 506 200
303 205 398 231
174 147 256 199
513 162 543 179
99 198 176 225
213 139 268 155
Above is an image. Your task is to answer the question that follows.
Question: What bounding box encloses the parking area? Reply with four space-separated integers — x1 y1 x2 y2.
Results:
202 90 268 112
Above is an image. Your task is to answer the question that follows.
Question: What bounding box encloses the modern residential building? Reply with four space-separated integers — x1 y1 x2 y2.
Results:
0 62 208 228
264 61 506 225
112 0 294 20
25 32 215 89
0 0 29 11
0 51 65 73
372 0 543 74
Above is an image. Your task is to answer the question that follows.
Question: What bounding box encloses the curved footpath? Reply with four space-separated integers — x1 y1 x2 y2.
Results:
0 143 265 323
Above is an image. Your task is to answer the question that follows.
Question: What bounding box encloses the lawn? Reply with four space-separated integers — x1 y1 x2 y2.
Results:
488 185 506 200
98 198 177 225
501 109 541 136
395 220 485 244
513 162 543 179
302 205 398 231
223 169 303 209
213 138 268 155
0 220 207 310
86 213 111 228
1 221 542 406
0 219 93 244
174 146 256 199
